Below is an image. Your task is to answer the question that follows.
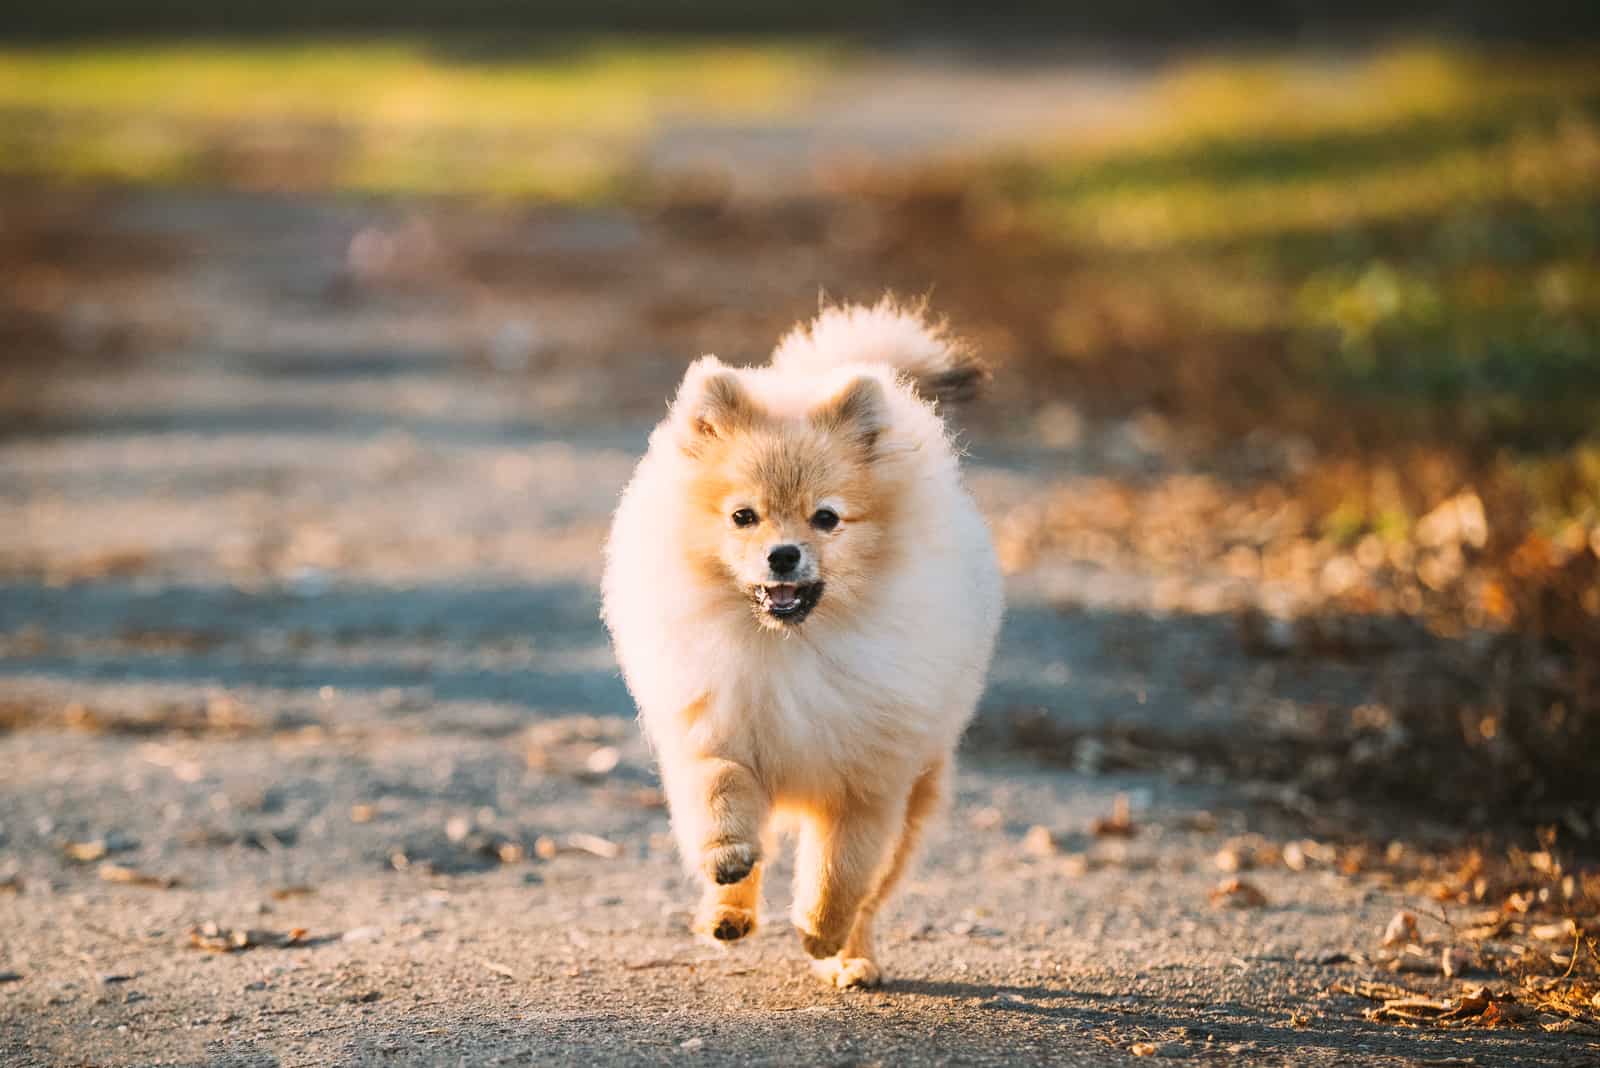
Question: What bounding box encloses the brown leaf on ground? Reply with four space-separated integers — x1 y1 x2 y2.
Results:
1210 878 1268 909
1129 1041 1157 1057
98 863 178 888
1340 980 1417 1002
1091 794 1136 838
1360 985 1494 1026
63 840 109 863
1022 825 1057 857
480 959 518 981
1461 911 1512 941
1382 910 1419 946
1442 945 1473 978
1541 1017 1600 1035
1530 918 1578 941
188 922 309 953
1214 847 1247 873
1476 1000 1529 1028
566 833 623 859
269 885 315 900
535 833 623 860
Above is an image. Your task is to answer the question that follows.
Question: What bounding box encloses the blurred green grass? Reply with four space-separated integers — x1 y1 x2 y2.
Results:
976 45 1600 461
0 38 836 199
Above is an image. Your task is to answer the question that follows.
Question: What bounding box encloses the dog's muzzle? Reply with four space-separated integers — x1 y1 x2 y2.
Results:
754 581 823 625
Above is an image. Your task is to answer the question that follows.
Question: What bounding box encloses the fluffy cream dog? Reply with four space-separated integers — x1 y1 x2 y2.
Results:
602 300 1003 988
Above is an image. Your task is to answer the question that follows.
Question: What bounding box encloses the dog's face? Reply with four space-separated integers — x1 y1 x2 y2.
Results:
676 368 894 630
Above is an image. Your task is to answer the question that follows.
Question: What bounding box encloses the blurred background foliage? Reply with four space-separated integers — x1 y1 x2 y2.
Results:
1 8 1598 814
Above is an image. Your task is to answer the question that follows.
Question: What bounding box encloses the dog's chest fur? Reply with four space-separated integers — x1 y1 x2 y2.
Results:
669 622 939 801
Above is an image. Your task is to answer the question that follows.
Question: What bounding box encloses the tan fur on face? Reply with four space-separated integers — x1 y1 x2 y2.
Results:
680 382 897 629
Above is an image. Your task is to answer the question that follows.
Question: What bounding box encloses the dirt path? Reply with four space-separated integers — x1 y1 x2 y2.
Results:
0 181 1592 1067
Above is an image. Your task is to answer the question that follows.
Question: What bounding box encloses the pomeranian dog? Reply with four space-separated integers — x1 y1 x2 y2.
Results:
602 299 1002 989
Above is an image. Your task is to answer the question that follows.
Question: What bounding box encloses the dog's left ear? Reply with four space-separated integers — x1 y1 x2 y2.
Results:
810 375 886 459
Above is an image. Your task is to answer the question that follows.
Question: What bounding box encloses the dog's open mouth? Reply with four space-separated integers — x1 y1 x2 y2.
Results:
754 581 823 624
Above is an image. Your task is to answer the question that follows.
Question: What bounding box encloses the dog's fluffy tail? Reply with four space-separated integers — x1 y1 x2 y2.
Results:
769 298 988 404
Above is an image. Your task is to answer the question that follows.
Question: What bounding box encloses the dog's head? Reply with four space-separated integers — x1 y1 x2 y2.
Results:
671 360 896 630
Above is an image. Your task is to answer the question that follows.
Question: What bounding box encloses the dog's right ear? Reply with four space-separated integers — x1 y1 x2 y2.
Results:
673 358 758 453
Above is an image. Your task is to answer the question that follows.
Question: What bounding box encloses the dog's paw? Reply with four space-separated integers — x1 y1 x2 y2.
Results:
702 841 758 886
812 956 882 990
796 927 844 960
696 904 758 943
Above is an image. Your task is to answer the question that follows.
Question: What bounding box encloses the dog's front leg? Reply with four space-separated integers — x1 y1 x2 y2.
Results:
791 795 904 961
665 757 768 941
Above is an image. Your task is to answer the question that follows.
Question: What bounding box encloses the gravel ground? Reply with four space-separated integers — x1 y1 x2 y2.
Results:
0 183 1592 1067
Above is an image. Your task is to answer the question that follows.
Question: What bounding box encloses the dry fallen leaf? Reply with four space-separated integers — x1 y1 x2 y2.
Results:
480 959 518 981
1022 825 1057 858
566 833 623 860
1477 1000 1528 1028
1214 847 1246 873
1363 987 1492 1025
269 885 315 900
1541 1018 1600 1035
64 840 109 863
584 746 621 777
1210 878 1268 909
1091 795 1136 838
1382 911 1419 947
1130 1042 1157 1057
188 922 307 952
98 863 178 889
534 833 623 860
1529 919 1578 941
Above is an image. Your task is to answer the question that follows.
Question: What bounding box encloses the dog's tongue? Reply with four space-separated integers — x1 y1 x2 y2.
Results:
767 584 799 609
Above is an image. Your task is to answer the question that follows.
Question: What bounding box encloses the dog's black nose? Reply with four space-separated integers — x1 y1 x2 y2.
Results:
767 544 802 575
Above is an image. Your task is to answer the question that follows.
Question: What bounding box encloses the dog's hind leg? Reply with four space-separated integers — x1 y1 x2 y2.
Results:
790 783 914 969
811 758 945 989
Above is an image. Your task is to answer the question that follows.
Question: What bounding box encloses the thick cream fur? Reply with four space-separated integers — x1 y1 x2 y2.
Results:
601 302 1003 988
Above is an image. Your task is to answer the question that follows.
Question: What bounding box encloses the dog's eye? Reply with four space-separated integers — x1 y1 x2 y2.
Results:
810 508 840 531
731 508 759 528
